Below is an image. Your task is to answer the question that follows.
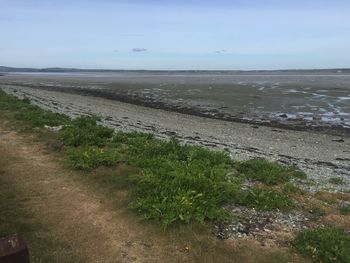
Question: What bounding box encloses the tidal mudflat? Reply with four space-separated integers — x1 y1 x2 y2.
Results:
1 71 349 135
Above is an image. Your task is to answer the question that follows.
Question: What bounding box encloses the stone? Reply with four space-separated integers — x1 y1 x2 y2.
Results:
0 234 29 263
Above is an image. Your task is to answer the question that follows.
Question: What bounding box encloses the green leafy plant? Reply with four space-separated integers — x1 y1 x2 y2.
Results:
338 204 350 215
236 187 294 211
60 116 114 147
0 90 69 128
283 183 304 195
293 227 350 263
127 136 239 227
328 177 345 185
235 158 306 185
66 146 120 170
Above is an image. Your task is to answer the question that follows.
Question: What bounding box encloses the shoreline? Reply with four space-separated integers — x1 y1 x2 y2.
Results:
2 82 350 137
1 84 349 193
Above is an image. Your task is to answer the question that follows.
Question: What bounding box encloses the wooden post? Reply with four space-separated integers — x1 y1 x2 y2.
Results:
0 234 30 263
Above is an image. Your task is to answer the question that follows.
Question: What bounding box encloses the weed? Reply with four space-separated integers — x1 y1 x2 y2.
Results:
328 177 345 185
338 204 350 215
310 205 327 217
66 146 120 170
235 158 306 185
236 187 294 211
283 183 304 195
293 227 350 263
60 116 114 146
128 137 239 227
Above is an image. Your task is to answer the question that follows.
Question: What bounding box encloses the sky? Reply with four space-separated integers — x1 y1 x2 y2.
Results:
1 0 350 70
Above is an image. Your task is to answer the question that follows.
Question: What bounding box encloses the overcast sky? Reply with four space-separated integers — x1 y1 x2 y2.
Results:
1 0 350 70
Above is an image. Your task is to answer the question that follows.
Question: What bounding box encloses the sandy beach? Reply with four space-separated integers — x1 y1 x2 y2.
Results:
1 84 349 193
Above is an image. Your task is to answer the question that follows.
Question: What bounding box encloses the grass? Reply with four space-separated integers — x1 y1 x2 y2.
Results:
115 133 240 226
3 88 346 262
0 90 70 128
235 158 306 185
236 187 294 212
328 177 345 185
283 183 305 195
59 116 114 146
0 90 306 227
293 227 350 263
338 204 350 215
0 160 81 262
66 146 120 170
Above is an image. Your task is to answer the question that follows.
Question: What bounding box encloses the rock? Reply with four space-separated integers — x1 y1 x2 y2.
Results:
279 114 288 118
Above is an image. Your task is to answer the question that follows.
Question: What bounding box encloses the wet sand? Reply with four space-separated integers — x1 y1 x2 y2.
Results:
1 84 349 193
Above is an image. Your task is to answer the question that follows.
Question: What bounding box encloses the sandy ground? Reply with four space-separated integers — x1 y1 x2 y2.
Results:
1 84 350 192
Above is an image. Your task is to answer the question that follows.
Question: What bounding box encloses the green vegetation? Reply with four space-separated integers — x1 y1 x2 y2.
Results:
0 90 307 226
4 88 350 262
66 146 120 170
328 177 345 185
112 131 240 226
0 90 69 128
283 183 304 195
236 187 294 211
235 158 306 185
338 203 350 215
293 227 350 263
60 116 114 146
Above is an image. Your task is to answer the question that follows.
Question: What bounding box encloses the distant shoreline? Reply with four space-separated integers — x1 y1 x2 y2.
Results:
1 66 350 74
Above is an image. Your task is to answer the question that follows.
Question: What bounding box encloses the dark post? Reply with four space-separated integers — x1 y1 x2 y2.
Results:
0 234 30 263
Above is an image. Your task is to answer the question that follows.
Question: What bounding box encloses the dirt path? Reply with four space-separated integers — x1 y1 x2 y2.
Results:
0 124 192 263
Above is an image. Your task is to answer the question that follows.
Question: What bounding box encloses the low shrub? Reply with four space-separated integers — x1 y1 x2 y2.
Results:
235 158 306 185
66 146 120 170
60 116 114 147
293 227 350 263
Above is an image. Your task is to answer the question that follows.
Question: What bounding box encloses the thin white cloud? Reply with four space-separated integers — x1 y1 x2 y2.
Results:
132 48 147 52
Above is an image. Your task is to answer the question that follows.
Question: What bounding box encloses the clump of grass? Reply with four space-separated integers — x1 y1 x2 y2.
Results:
283 183 304 195
293 227 350 263
236 187 294 212
60 116 114 147
338 204 350 215
123 135 239 227
309 205 327 217
328 177 345 185
235 158 306 185
66 146 120 170
0 90 70 128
